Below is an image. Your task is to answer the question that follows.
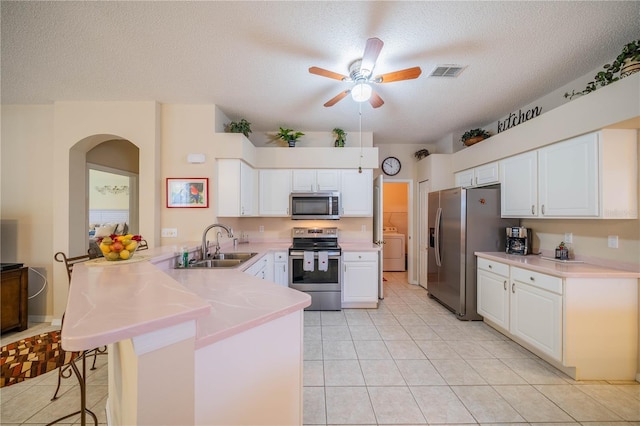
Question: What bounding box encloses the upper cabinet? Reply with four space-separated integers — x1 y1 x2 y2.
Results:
501 130 637 219
454 162 500 189
340 169 373 216
259 169 292 216
416 153 454 192
291 169 340 192
217 159 257 217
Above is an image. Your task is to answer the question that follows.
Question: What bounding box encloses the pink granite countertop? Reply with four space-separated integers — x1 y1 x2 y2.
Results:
62 243 310 352
475 252 640 279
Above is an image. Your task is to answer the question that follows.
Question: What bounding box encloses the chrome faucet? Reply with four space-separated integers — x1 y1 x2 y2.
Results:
201 224 234 259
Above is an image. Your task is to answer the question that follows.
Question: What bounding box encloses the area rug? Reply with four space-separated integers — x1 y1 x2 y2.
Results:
0 330 79 388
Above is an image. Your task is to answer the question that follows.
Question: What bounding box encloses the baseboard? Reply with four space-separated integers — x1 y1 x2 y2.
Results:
636 372 640 383
51 317 62 327
28 314 54 324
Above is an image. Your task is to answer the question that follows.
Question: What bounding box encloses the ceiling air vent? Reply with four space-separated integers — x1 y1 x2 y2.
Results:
429 65 466 78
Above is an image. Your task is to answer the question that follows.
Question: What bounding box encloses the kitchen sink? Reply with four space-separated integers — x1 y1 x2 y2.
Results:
177 252 258 269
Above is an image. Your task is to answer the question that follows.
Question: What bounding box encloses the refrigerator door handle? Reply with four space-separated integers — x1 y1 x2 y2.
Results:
434 207 442 267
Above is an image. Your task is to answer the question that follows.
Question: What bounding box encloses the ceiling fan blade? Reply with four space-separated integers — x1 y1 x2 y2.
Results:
309 66 348 81
360 37 384 74
375 66 423 83
324 90 350 107
369 90 384 108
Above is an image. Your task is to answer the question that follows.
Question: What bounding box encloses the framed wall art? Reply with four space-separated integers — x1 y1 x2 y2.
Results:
166 178 209 208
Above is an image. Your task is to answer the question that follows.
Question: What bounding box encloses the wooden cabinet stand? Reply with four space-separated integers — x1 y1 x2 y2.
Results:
1 267 28 333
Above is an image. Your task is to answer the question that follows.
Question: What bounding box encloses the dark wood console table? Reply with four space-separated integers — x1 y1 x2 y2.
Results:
1 266 28 333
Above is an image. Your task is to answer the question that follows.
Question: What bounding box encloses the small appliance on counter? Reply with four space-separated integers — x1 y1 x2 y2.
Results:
506 227 532 255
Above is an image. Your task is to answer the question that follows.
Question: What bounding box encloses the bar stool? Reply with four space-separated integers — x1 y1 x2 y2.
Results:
0 330 97 425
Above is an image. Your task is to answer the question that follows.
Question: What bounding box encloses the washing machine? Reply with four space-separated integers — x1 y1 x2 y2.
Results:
383 226 406 271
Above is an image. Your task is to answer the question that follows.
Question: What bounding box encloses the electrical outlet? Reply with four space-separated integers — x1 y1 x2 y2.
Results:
259 225 264 233
161 228 178 238
564 232 573 244
608 235 619 249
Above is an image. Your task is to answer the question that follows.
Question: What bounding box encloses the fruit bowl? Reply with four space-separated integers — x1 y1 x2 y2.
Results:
98 234 143 261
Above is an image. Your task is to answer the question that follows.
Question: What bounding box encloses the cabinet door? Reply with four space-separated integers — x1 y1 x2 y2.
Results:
239 162 255 216
510 280 562 361
343 261 378 303
477 269 509 331
475 162 499 186
273 252 288 287
455 169 475 188
316 170 340 191
501 151 538 217
259 170 292 216
291 170 316 192
217 159 242 217
539 133 598 217
340 169 373 216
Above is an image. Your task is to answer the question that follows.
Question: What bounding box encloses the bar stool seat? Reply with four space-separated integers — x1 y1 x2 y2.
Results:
1 330 97 425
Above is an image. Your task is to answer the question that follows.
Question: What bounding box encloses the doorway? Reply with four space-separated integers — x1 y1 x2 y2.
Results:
88 166 139 236
382 180 414 283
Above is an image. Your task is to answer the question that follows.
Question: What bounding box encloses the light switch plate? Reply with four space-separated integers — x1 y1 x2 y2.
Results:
161 228 178 238
607 235 618 248
564 233 573 244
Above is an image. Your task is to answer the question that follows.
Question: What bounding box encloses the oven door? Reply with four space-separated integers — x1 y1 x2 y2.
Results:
289 251 340 291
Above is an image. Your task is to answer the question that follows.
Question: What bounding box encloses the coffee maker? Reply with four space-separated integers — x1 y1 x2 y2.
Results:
506 227 531 255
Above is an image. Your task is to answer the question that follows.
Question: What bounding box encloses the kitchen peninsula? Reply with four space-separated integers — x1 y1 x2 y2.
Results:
476 252 639 381
61 244 310 425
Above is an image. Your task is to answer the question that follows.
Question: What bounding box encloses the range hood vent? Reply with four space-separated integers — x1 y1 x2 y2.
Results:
429 65 466 78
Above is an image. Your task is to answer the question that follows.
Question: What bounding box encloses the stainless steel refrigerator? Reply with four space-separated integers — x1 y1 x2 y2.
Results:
427 186 517 320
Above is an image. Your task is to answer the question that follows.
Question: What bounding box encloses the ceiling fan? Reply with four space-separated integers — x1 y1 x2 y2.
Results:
309 37 422 108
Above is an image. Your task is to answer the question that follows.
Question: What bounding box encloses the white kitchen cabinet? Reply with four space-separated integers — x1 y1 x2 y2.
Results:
476 257 510 331
273 251 288 287
501 130 637 219
509 267 563 362
455 162 499 188
500 151 538 217
244 254 272 281
342 251 378 308
259 169 292 216
291 169 340 192
217 159 256 217
340 169 373 216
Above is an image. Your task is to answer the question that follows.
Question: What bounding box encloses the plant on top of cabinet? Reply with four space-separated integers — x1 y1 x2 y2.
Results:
414 148 430 160
333 128 346 147
565 39 640 100
226 118 252 138
275 127 305 147
461 128 491 146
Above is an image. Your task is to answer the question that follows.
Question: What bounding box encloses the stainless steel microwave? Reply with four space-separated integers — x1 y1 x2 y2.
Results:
290 192 341 220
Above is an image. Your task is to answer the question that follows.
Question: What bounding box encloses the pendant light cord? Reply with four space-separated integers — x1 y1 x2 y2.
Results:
358 102 363 173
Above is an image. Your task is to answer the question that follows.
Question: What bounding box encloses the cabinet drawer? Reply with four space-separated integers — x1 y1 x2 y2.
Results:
274 251 287 262
343 252 378 262
512 267 562 295
477 258 509 277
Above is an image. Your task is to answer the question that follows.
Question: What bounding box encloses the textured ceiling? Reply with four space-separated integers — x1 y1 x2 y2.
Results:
2 1 639 146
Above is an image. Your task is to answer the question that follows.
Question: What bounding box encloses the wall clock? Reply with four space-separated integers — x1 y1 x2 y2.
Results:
381 156 401 176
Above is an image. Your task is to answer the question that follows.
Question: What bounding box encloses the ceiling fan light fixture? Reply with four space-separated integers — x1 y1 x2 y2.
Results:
351 82 372 102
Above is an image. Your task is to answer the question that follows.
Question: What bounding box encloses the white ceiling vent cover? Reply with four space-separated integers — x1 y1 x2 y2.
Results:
429 65 466 78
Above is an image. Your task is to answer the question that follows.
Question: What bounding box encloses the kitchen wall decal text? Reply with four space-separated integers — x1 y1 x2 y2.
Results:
497 106 542 133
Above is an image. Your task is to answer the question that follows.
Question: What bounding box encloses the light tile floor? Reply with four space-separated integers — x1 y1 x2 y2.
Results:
2 271 639 425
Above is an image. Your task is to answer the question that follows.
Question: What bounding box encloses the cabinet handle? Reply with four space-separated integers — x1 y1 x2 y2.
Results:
286 207 289 214
470 178 473 186
503 280 507 291
541 204 545 215
488 264 492 269
512 283 515 293
475 176 478 185
530 276 535 281
531 205 535 215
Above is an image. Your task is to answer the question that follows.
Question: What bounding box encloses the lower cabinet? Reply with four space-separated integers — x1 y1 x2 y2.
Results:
1 267 29 333
342 251 378 308
476 256 638 380
273 251 288 287
244 254 271 281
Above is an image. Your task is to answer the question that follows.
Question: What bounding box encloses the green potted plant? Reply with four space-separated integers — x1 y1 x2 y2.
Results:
226 118 252 138
333 128 346 147
565 39 640 99
414 149 430 160
461 128 491 146
276 127 304 147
